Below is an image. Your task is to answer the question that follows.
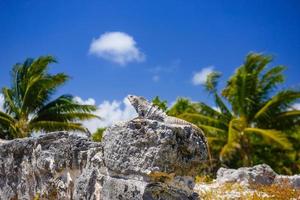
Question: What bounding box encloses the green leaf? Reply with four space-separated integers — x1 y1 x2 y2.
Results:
244 127 292 150
178 113 228 129
205 71 221 93
197 124 228 135
2 88 20 116
152 96 168 111
219 118 244 161
92 128 106 142
277 110 300 118
214 93 232 119
30 121 88 133
254 90 300 120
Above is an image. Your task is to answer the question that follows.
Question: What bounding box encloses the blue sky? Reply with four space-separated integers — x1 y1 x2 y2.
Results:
0 0 300 130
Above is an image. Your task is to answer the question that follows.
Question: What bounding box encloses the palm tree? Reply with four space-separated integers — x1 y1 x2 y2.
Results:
172 53 300 167
0 56 99 139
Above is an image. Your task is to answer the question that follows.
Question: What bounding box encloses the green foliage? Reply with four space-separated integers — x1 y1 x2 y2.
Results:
92 128 106 142
152 96 168 111
168 52 300 174
205 71 221 93
0 56 99 139
167 98 197 116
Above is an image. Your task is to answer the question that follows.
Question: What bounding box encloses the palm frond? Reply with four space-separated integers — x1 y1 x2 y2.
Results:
197 124 227 134
35 95 96 114
219 118 243 161
2 88 19 116
222 65 250 116
254 90 300 120
277 110 300 118
33 112 100 122
244 127 292 149
245 53 272 74
30 121 87 133
259 65 285 98
28 56 56 76
0 111 18 137
207 136 226 143
31 95 98 124
0 111 16 123
178 113 228 129
205 71 221 93
194 102 228 120
21 73 69 114
214 93 232 119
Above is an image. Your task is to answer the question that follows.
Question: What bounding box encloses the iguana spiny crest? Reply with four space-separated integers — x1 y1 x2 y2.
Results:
128 94 204 133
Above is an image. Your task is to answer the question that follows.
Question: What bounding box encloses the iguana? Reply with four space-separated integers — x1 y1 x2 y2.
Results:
127 95 212 166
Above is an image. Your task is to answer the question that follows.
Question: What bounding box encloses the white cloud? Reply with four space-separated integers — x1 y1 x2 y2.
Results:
89 32 145 65
0 93 4 111
292 103 300 110
192 66 214 85
74 96 137 133
73 96 96 105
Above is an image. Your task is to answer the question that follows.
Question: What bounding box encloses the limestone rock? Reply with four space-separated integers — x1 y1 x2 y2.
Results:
216 164 277 185
215 164 300 188
103 118 207 178
0 117 207 199
0 132 103 200
195 164 300 199
275 174 300 189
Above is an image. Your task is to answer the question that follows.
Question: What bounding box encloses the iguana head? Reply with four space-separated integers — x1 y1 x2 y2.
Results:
127 95 149 117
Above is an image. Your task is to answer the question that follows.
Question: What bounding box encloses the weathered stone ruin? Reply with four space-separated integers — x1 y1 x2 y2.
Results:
0 117 208 199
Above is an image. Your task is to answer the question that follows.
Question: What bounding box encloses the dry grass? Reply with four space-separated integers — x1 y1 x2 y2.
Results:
195 175 214 183
196 182 300 200
250 183 300 200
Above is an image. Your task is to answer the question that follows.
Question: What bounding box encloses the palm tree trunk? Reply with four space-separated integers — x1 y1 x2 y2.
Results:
241 134 251 166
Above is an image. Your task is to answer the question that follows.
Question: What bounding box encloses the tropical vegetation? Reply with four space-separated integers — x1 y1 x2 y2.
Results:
1 52 299 175
152 96 168 111
166 53 300 174
92 128 106 142
0 56 99 139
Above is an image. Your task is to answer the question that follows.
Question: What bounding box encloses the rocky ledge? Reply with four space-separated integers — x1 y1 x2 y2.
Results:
0 117 208 200
195 164 300 199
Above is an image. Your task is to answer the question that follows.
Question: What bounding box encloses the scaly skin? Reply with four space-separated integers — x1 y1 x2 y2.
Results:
127 95 212 167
